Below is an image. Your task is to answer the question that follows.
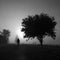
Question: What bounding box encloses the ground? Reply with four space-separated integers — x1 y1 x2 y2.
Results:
0 44 60 60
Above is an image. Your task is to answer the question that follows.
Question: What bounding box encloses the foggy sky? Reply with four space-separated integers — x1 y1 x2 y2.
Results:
0 0 60 45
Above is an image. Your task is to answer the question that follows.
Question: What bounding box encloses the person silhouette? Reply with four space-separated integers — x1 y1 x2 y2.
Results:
17 38 20 46
16 35 20 46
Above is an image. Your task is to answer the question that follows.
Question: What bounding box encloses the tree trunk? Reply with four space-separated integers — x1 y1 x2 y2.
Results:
38 37 43 46
40 39 43 46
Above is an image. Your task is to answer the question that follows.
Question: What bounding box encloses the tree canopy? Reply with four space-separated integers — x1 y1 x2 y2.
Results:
21 13 57 45
0 29 10 44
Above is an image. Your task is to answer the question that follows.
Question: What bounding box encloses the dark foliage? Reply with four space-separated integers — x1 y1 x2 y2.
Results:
0 29 10 44
21 13 57 45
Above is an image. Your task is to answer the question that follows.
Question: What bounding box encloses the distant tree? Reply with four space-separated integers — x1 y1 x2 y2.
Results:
21 13 57 46
0 29 10 44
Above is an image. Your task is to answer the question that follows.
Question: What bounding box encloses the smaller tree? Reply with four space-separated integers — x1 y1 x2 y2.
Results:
2 29 10 40
21 13 57 46
0 29 10 44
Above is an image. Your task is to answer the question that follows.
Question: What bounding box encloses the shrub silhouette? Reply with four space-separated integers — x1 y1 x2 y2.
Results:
0 29 10 45
21 13 57 46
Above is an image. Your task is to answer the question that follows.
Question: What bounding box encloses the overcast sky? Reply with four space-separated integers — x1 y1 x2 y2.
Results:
0 0 60 45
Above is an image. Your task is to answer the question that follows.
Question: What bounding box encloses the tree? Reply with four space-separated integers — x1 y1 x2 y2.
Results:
0 29 10 44
21 13 57 46
2 29 10 40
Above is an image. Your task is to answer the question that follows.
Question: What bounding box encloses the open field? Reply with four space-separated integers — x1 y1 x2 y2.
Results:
0 44 60 60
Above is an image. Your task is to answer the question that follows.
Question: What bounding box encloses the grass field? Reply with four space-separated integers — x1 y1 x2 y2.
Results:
0 44 60 60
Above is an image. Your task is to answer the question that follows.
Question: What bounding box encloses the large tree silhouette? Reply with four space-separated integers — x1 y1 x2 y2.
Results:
21 13 57 45
0 29 10 45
